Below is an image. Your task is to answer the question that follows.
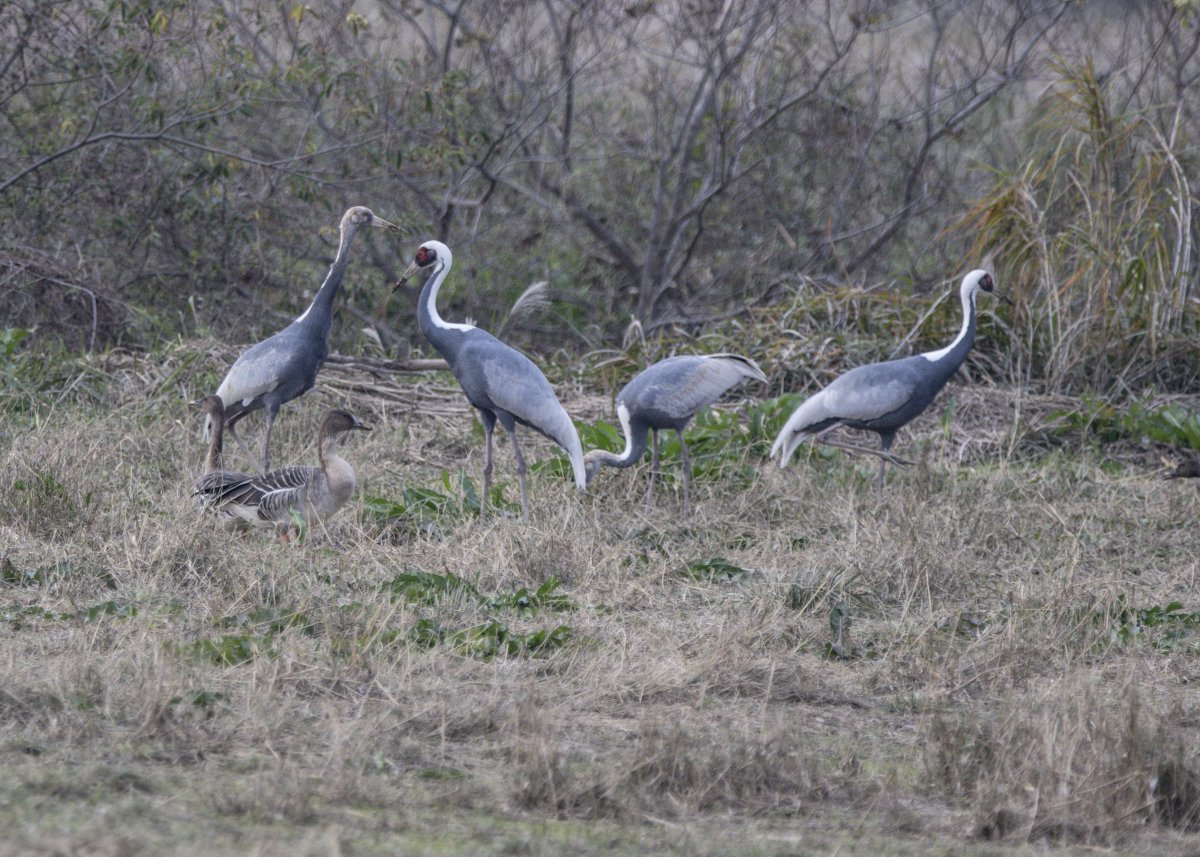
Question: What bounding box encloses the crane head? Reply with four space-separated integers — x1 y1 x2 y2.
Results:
582 451 605 486
965 269 1012 305
343 206 403 234
394 240 451 292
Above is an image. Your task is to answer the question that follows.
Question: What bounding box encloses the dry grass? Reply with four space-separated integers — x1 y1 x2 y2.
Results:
2 345 1200 855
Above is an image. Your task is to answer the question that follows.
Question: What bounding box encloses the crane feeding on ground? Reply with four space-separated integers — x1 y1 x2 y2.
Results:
209 206 400 473
584 353 767 512
193 407 370 536
394 240 585 516
771 269 1003 497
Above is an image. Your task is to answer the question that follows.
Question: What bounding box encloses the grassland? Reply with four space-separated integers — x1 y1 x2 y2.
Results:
2 342 1199 856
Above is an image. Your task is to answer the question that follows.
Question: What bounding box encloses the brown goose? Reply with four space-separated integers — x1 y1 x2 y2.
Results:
192 395 256 526
1167 460 1200 479
193 408 370 534
192 395 240 475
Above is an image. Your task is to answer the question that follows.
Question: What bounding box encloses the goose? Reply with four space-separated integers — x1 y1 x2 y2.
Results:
193 408 370 534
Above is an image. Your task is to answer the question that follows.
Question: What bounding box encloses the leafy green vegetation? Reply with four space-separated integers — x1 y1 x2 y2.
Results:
185 634 276 667
1103 597 1200 653
684 557 751 583
1051 394 1200 451
383 572 575 614
408 618 573 660
365 471 522 529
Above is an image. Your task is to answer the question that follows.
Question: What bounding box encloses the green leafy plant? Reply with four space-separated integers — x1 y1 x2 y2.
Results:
364 470 517 527
77 600 138 622
383 571 575 614
1102 596 1200 653
684 557 751 582
1051 394 1200 451
215 607 315 636
408 618 573 659
490 578 576 614
186 634 275 667
382 571 482 605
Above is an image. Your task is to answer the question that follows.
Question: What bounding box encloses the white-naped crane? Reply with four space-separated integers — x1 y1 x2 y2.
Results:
210 206 400 473
584 353 767 512
193 406 370 535
771 269 1003 496
394 240 585 516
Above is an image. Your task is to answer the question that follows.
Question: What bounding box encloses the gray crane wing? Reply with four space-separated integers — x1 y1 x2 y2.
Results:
816 361 921 423
463 336 585 488
770 359 921 464
215 328 315 410
639 354 766 418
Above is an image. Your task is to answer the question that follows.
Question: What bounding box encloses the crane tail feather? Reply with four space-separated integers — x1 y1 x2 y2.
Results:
558 418 586 490
771 391 828 467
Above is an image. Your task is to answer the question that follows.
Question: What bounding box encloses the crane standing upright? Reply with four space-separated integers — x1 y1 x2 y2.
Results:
210 206 400 472
395 240 585 516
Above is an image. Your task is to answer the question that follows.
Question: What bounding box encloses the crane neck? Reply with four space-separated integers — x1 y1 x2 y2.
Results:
919 281 978 375
417 256 473 356
587 404 648 472
296 222 359 332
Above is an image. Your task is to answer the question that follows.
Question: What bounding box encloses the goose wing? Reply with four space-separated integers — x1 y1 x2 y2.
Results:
255 464 317 494
254 466 319 523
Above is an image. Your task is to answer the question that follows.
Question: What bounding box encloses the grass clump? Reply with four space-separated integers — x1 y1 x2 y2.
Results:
964 59 1200 393
926 678 1200 842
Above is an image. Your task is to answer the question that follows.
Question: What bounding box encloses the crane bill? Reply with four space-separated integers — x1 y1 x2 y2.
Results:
371 217 404 234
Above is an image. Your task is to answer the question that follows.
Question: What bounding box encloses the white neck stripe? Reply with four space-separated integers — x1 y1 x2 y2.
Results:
616 403 634 461
920 287 974 363
425 259 475 332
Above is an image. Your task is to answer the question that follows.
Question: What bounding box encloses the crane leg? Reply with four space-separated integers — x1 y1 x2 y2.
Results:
508 425 529 517
644 430 660 507
876 433 896 500
224 411 257 470
677 429 692 515
260 403 280 474
479 410 497 515
812 421 845 444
